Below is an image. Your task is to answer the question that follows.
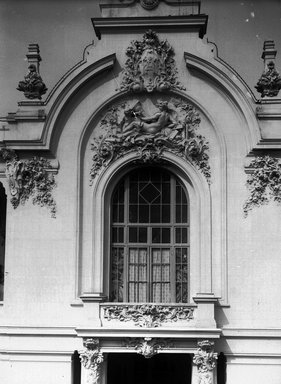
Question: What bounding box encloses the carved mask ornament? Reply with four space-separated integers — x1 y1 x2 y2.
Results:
120 30 185 93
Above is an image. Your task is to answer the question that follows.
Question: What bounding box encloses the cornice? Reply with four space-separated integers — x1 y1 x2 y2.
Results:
92 15 208 39
76 327 222 339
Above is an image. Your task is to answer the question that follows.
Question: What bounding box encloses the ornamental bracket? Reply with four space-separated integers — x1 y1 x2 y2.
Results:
79 338 104 384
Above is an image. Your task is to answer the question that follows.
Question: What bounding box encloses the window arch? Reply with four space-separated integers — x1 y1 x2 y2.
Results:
0 182 7 301
110 166 189 303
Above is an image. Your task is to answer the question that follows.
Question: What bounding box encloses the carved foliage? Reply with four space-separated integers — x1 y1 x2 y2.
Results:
120 30 185 93
79 339 104 384
125 337 173 358
0 148 57 217
193 340 217 384
91 98 210 182
17 64 47 100
244 156 281 216
255 61 281 97
103 304 194 327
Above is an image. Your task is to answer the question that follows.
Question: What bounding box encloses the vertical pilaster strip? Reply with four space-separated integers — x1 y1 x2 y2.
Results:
79 338 104 384
193 340 218 384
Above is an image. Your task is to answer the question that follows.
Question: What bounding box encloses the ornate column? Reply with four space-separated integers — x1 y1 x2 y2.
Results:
79 338 104 384
192 340 218 384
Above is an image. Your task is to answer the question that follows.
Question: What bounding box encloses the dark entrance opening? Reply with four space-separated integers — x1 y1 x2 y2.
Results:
107 353 192 384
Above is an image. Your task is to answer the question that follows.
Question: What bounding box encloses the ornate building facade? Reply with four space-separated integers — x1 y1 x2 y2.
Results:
0 1 281 384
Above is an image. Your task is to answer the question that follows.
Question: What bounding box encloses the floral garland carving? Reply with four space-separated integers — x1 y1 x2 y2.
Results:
125 337 173 358
244 156 281 216
193 340 217 384
103 304 194 327
120 30 185 93
91 98 210 182
79 339 104 384
0 148 57 217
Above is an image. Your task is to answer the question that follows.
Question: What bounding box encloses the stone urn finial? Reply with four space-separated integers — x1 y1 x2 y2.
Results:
17 43 47 100
255 40 281 98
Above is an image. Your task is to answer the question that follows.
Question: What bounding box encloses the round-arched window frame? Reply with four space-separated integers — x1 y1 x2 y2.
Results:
110 166 189 303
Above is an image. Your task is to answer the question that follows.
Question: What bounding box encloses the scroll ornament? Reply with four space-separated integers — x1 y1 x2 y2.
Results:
79 339 104 384
91 98 210 182
17 64 48 100
120 29 185 93
125 337 173 358
255 61 281 98
244 156 281 216
193 340 217 384
0 148 57 217
140 0 160 10
103 304 194 327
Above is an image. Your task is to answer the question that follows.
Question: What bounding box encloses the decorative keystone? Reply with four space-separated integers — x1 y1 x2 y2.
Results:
125 337 173 358
17 44 47 100
255 40 281 98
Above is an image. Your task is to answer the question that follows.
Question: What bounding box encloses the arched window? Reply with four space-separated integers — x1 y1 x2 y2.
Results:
110 167 189 303
0 182 7 301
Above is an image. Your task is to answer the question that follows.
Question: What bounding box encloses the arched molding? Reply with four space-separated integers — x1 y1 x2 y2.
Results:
34 53 116 152
76 89 228 303
184 51 261 153
79 150 214 303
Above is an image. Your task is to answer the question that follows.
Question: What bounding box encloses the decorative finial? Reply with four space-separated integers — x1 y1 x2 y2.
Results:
17 44 47 100
255 40 281 98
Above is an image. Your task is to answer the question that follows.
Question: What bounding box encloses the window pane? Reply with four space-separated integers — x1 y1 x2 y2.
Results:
111 248 124 302
152 228 161 243
151 205 160 223
110 167 189 303
162 228 170 243
175 247 189 303
139 227 147 243
161 205 170 223
128 248 147 302
129 227 137 243
139 204 149 223
129 205 138 222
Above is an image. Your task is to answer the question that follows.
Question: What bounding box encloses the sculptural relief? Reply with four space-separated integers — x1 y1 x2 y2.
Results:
255 61 281 98
120 30 185 93
0 148 57 217
90 96 210 182
17 64 47 100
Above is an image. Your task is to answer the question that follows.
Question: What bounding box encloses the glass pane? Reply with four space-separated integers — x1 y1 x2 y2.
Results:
129 183 138 203
139 227 147 243
110 248 124 302
162 183 170 203
162 228 170 243
175 247 189 303
139 204 149 223
118 227 124 243
112 227 117 242
119 204 124 223
128 248 147 302
151 205 160 223
129 227 137 243
162 205 170 223
112 205 118 222
152 228 161 243
129 205 138 222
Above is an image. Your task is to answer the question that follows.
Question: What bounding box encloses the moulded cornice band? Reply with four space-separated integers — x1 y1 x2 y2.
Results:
92 15 208 39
